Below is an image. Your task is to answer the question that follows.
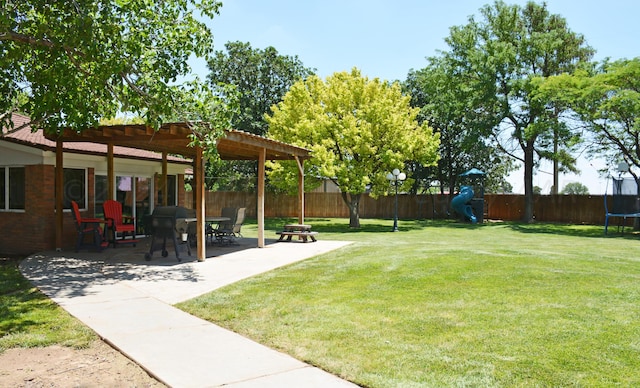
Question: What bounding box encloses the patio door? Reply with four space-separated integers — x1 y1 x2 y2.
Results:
115 175 152 235
96 175 152 235
135 176 151 234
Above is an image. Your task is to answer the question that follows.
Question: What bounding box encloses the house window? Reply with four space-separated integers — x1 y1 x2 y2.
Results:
0 166 26 211
95 175 108 218
59 168 86 209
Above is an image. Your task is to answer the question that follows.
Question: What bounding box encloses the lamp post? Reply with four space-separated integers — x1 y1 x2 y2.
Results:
386 168 406 232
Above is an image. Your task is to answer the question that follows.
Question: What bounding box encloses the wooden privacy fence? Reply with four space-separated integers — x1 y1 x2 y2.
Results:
185 192 609 225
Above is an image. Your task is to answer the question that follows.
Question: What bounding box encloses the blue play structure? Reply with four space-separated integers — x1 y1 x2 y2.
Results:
451 168 486 224
451 185 477 224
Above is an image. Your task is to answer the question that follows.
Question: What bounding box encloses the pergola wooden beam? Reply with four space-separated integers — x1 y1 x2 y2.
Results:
49 125 195 156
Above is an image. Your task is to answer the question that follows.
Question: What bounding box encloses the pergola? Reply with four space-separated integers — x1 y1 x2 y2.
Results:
44 123 311 261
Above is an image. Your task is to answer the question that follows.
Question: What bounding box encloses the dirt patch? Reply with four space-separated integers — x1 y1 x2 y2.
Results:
0 340 166 387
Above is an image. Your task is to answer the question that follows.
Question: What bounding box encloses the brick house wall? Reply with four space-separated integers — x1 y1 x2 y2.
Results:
0 165 94 255
0 165 187 256
1 165 56 254
0 114 192 256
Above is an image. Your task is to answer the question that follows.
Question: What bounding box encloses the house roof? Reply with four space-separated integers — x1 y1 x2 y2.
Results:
3 114 190 164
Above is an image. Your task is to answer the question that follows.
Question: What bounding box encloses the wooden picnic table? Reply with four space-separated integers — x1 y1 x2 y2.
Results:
276 224 318 242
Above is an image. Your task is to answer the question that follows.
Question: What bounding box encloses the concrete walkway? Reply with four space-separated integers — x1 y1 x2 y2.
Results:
20 238 358 387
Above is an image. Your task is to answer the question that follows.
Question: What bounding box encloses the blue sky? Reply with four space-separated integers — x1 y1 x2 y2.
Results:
196 1 640 193
204 0 638 81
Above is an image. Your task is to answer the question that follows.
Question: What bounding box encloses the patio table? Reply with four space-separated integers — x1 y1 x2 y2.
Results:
182 216 231 245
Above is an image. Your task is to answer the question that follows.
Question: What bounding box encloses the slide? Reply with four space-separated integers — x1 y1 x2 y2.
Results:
451 185 477 224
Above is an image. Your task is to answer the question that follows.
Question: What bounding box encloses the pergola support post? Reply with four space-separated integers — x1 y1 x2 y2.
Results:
195 147 206 261
295 156 305 225
257 147 266 248
55 140 64 251
107 144 114 200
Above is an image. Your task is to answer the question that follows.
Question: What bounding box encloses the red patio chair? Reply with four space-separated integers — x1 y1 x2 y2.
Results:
71 200 108 252
103 199 138 247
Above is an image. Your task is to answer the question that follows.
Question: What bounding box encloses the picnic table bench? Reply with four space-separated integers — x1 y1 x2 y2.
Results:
276 224 318 242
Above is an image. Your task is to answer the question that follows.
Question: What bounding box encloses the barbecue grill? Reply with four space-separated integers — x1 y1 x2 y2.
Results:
144 206 194 261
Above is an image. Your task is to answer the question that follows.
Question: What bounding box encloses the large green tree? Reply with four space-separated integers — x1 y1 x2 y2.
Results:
404 60 515 197
538 58 640 181
205 41 314 190
434 1 593 221
266 68 440 228
1 0 229 144
561 182 589 195
207 41 314 136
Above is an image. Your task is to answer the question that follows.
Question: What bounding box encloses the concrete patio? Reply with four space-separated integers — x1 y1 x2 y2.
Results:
20 237 358 387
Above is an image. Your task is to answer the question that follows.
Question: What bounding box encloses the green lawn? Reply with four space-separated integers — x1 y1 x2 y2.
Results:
0 257 96 351
178 219 640 387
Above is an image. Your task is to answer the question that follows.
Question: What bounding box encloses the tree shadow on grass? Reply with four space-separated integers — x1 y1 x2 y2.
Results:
398 218 619 239
320 223 423 234
419 219 484 229
0 257 61 341
385 218 628 240
262 217 634 239
262 217 426 234
504 221 639 239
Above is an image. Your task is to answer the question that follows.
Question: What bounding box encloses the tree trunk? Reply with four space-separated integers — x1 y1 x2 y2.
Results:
552 127 559 195
341 192 361 228
448 175 456 203
523 143 535 223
